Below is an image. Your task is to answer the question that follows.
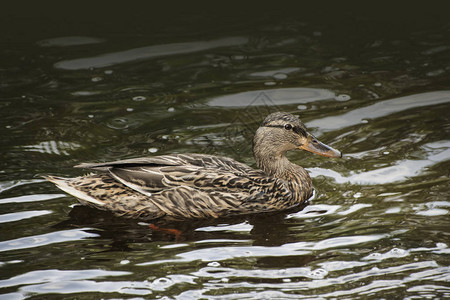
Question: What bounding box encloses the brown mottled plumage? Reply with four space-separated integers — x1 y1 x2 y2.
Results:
45 112 341 220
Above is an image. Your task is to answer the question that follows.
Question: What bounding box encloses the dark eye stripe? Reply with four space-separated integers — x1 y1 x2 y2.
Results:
263 125 307 137
263 125 284 129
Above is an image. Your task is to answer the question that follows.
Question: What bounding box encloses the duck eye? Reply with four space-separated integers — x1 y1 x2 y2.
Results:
284 124 293 130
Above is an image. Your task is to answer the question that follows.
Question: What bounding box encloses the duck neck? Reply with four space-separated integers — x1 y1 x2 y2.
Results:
253 144 309 183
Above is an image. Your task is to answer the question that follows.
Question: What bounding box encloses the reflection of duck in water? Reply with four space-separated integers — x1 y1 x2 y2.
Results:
45 112 341 220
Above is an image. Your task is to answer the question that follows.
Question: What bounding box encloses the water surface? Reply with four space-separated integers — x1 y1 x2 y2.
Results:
1 3 449 299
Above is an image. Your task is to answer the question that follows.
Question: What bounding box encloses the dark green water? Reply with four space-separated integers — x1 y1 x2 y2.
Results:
1 3 449 299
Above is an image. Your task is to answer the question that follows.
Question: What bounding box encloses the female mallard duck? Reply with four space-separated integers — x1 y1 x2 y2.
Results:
45 112 341 220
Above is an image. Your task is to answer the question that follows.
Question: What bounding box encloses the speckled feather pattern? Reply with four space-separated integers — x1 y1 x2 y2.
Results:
45 112 331 221
46 153 312 220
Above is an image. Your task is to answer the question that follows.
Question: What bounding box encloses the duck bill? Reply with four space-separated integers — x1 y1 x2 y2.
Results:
299 135 342 158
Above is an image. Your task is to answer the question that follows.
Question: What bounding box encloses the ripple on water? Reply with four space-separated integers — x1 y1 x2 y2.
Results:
334 94 351 101
107 117 130 130
0 229 98 253
414 201 450 216
249 67 302 79
195 221 253 232
193 266 328 280
308 140 450 185
0 210 52 224
363 248 410 261
207 87 335 107
287 204 341 218
20 280 153 297
0 269 130 290
1 5 449 299
132 95 147 101
307 91 450 131
137 233 387 266
0 194 65 204
20 141 82 156
54 37 249 70
177 260 444 299
36 36 105 47
0 180 43 194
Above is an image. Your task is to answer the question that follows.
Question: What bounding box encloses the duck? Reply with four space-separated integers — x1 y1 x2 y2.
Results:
45 112 341 220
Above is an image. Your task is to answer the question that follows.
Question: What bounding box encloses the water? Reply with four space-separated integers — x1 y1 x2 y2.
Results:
1 3 449 299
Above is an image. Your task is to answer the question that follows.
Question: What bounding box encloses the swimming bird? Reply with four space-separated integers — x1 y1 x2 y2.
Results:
45 112 341 220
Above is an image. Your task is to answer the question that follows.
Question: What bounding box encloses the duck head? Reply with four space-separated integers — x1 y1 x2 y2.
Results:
253 112 341 172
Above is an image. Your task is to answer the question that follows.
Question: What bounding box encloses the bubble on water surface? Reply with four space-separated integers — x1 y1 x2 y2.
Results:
435 243 447 248
363 248 409 261
107 117 129 129
390 248 407 256
91 76 103 82
335 94 351 101
207 261 221 267
132 96 147 101
353 192 362 199
364 252 382 260
308 268 328 279
151 277 173 291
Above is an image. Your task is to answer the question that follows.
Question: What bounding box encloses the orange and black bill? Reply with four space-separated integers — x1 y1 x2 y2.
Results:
299 134 342 158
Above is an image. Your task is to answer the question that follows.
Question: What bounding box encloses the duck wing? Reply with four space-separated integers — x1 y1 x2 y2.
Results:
75 153 261 196
76 153 253 172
